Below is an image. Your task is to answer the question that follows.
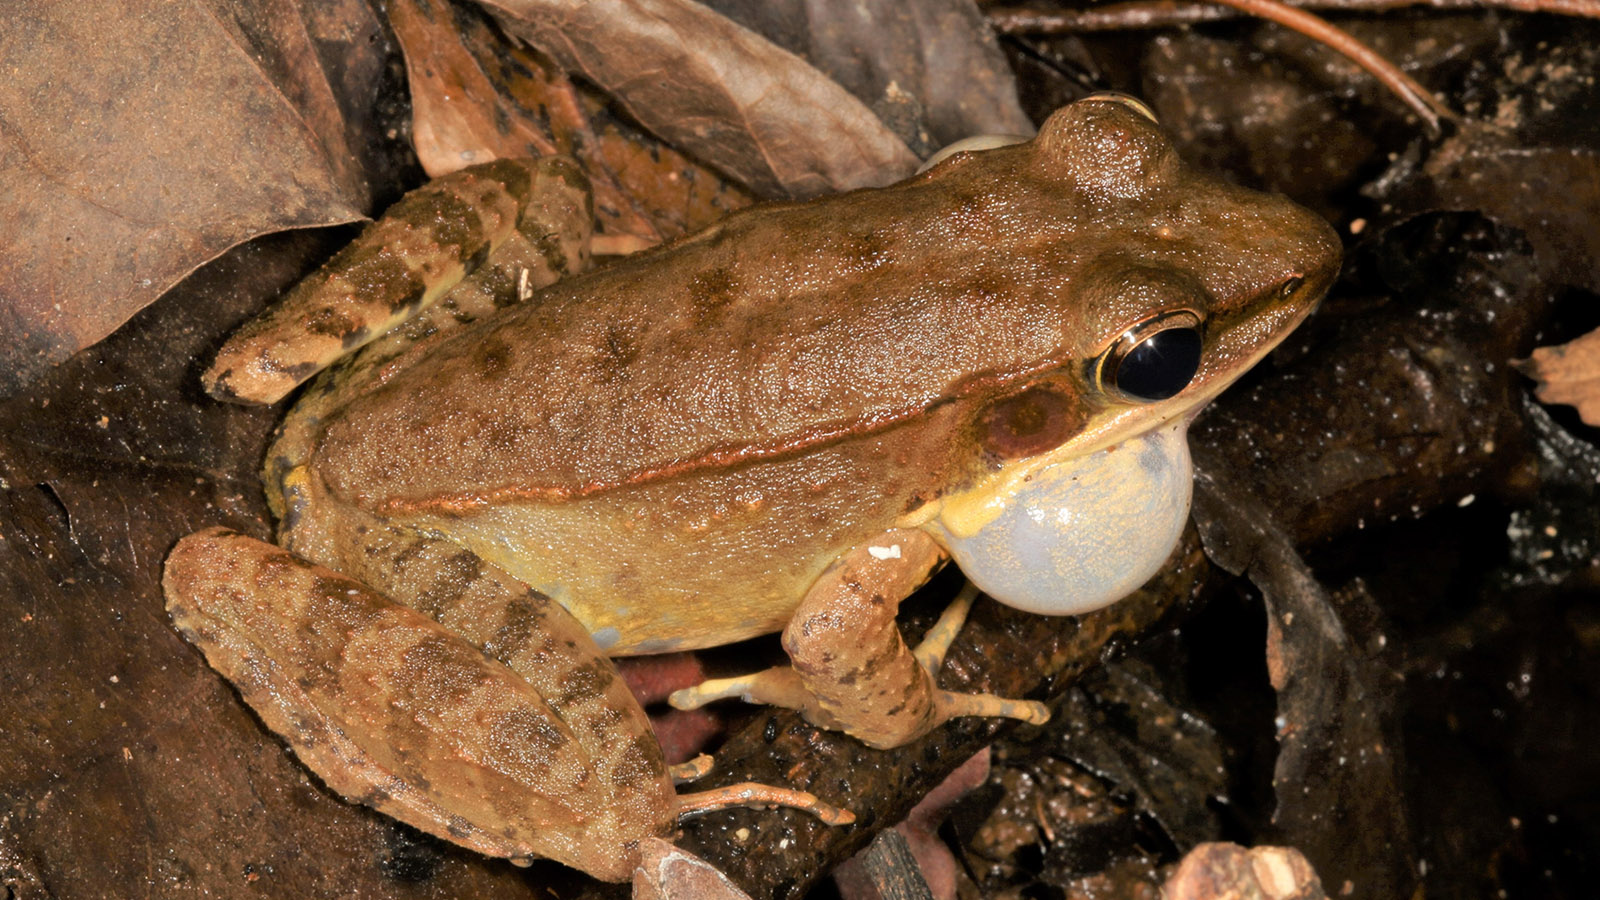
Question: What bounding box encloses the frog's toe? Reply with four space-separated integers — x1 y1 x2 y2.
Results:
668 666 811 713
934 691 1051 727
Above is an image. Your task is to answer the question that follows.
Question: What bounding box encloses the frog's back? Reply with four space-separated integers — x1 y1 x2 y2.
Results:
313 158 1073 512
310 102 1336 516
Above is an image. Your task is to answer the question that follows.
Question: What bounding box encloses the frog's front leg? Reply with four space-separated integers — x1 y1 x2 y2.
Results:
671 530 1050 750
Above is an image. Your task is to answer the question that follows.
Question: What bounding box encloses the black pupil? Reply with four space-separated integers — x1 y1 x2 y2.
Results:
1113 327 1203 401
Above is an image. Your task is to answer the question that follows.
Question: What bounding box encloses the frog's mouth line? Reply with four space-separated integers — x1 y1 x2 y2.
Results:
913 276 1325 539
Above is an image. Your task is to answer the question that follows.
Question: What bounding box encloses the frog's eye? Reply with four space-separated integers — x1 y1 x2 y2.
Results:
978 385 1087 460
1099 311 1204 402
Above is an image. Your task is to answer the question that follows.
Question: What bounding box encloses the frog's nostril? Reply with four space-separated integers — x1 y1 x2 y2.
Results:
1279 275 1305 299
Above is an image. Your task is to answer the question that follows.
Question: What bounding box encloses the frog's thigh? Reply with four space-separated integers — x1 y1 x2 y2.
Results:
321 524 661 772
163 527 670 881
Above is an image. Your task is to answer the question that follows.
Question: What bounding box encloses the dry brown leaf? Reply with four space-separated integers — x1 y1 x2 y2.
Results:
1519 327 1600 426
389 0 562 173
389 0 750 243
0 0 384 398
480 0 921 198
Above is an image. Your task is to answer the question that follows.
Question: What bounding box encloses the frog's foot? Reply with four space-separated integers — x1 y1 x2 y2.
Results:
673 530 1049 750
915 582 1051 728
675 783 855 826
654 725 855 826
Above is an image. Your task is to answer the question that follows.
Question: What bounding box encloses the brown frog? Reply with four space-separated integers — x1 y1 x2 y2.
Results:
163 95 1340 883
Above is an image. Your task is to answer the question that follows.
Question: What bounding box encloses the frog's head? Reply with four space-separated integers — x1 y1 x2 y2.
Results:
921 94 1340 616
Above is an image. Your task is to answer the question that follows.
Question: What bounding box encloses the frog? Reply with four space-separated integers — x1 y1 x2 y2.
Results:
162 94 1341 884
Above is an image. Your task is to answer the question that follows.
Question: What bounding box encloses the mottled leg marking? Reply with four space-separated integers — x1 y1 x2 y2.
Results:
206 156 592 405
163 527 669 882
302 523 678 829
671 530 1049 750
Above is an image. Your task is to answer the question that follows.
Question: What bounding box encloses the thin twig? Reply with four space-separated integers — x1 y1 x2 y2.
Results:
990 0 1600 34
1215 0 1458 133
992 0 1469 136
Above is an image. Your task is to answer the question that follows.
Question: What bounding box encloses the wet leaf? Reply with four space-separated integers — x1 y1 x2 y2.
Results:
1414 124 1600 295
480 0 921 198
0 0 386 398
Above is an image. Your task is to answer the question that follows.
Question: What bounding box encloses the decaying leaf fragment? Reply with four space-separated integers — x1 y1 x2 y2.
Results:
1519 327 1600 426
1164 843 1326 900
633 838 754 900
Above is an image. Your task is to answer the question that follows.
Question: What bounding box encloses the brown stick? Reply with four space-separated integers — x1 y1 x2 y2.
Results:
990 0 1600 34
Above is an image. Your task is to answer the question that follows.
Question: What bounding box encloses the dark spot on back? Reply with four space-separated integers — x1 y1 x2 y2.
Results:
399 634 485 706
835 229 893 269
484 595 542 666
688 268 737 324
330 244 428 315
489 704 570 759
477 263 520 307
477 158 533 201
475 335 514 379
413 550 483 619
391 189 481 260
539 155 591 197
274 359 321 382
590 322 640 381
533 231 571 277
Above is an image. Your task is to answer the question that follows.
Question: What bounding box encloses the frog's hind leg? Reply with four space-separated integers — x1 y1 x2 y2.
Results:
333 524 860 824
163 526 667 881
206 155 592 406
670 529 1050 750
